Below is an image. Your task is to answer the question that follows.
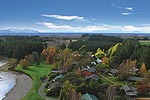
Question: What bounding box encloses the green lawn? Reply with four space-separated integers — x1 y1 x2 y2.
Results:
15 63 51 100
139 40 150 45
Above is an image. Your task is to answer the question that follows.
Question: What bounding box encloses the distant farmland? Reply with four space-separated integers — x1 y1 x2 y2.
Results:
139 40 150 45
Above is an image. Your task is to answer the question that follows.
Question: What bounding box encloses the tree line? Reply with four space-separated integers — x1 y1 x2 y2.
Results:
0 36 44 60
68 34 123 52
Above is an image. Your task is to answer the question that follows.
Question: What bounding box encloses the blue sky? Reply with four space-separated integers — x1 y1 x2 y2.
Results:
0 0 150 33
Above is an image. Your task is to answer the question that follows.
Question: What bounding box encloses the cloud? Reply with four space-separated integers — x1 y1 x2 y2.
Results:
121 12 132 16
38 22 150 33
112 4 133 11
112 4 134 16
112 4 123 9
42 14 84 21
125 7 133 11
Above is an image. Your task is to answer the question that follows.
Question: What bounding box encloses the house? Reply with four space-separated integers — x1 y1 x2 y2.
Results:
109 69 118 76
91 61 97 66
52 75 63 82
85 74 99 81
127 76 143 82
80 93 98 100
120 85 138 96
81 67 96 76
96 58 102 63
129 67 139 75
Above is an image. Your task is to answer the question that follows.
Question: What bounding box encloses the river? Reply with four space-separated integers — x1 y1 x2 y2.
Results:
0 61 16 100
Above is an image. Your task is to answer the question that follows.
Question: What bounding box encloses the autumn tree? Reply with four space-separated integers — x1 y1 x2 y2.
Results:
63 58 73 72
76 67 81 76
24 54 34 64
60 80 80 100
8 58 17 68
95 48 106 58
46 47 56 64
140 63 147 77
101 56 108 64
117 59 137 80
19 59 29 69
41 48 48 60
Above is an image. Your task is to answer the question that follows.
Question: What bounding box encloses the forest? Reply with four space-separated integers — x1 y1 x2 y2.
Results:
0 36 44 60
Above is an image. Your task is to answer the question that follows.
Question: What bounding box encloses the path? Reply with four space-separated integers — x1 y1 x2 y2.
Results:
99 74 120 86
39 81 59 100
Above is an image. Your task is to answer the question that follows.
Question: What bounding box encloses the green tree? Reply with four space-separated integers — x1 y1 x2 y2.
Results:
79 45 87 56
32 51 40 65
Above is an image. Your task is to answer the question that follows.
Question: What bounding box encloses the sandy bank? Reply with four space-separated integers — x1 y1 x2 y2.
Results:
3 74 33 100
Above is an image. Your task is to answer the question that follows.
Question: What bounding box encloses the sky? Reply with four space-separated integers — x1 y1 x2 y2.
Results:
0 0 150 33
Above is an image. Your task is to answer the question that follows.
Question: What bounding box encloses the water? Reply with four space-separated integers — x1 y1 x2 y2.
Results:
0 61 16 100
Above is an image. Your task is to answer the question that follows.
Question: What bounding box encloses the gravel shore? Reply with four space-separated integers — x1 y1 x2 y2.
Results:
3 74 33 100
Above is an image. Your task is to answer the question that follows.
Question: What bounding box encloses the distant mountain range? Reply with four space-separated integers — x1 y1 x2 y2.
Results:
0 28 150 36
0 28 41 36
0 28 39 34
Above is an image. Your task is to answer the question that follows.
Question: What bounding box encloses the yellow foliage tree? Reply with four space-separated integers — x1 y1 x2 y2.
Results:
140 63 147 77
95 48 105 58
76 67 81 76
63 58 73 72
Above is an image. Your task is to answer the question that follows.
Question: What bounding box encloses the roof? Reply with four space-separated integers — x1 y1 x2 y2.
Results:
91 62 97 65
125 91 137 96
55 75 62 79
120 85 138 96
80 93 98 100
81 67 96 72
109 69 118 74
120 85 130 92
129 67 139 72
51 69 64 73
96 58 102 63
85 74 99 81
127 77 143 81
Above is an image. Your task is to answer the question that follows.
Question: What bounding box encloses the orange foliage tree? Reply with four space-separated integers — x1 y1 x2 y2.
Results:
19 59 29 69
46 47 56 64
140 63 147 77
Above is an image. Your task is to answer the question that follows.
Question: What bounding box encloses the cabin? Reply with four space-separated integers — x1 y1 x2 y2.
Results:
129 67 139 75
120 85 138 97
80 93 98 100
52 75 63 82
50 69 64 74
81 67 96 77
109 69 118 76
85 74 99 81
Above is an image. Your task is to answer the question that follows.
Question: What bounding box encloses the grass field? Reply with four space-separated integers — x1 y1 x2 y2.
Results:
139 40 150 45
15 63 51 100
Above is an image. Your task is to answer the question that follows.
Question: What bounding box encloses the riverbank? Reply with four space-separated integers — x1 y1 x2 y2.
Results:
3 74 32 100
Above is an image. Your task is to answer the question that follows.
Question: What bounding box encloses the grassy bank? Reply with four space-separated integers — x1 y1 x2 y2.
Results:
15 63 51 100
